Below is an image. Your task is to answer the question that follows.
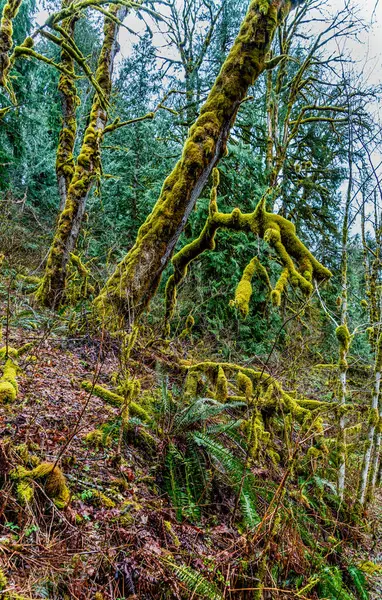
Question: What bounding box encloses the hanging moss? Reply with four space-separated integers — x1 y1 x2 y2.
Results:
179 314 195 340
336 324 351 368
235 256 270 318
164 195 330 332
237 371 253 401
215 365 228 401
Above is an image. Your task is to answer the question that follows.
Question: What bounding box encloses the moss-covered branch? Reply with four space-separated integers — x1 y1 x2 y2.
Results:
81 380 150 422
94 0 301 328
164 171 330 332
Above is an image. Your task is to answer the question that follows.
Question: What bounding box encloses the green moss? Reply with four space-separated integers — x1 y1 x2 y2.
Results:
0 358 17 401
86 489 116 509
237 371 253 401
13 462 70 508
16 480 34 505
0 567 7 591
216 366 228 401
179 314 195 340
84 428 111 448
0 0 22 87
235 258 258 317
335 323 351 370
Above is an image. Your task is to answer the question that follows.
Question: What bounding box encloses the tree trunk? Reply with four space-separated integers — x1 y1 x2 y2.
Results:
94 0 295 328
36 4 127 308
56 6 79 211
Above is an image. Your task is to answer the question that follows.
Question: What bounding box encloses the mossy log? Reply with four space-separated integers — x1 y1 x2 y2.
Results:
36 4 128 308
81 380 150 422
94 0 301 328
0 342 32 402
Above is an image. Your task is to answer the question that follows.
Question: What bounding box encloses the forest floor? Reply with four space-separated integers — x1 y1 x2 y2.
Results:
1 323 382 598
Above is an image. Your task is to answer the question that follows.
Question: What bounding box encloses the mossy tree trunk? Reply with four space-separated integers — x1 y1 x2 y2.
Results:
94 0 298 328
36 4 127 308
56 3 79 211
0 0 23 89
359 192 382 504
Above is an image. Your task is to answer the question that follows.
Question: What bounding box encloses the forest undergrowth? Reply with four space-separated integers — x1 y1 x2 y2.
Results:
0 276 381 600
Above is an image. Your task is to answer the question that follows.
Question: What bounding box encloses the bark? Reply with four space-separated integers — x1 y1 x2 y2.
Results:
36 4 127 308
95 0 297 328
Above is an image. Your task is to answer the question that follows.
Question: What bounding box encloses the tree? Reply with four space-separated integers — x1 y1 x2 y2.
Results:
94 0 304 328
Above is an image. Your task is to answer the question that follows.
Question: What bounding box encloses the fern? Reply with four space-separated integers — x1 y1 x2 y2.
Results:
171 563 224 600
240 488 260 529
317 566 356 600
348 566 369 600
174 398 245 431
165 444 189 521
191 431 245 486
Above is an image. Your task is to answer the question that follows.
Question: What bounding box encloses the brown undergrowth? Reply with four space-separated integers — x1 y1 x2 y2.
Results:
0 320 378 599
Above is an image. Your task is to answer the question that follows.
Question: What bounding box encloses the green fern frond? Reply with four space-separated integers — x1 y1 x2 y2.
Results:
348 566 369 600
317 566 356 600
171 563 224 600
174 398 245 431
240 488 260 529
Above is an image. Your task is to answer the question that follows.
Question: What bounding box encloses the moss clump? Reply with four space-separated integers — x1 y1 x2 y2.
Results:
0 359 17 401
84 428 111 448
335 324 351 368
85 489 116 509
0 342 33 402
234 256 270 318
16 480 34 505
0 567 7 590
12 462 70 508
